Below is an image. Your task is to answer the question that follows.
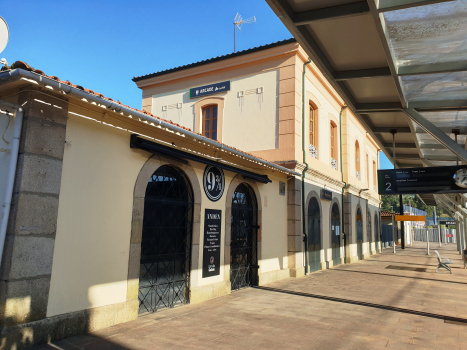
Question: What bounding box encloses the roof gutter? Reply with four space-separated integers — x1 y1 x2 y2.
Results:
0 69 301 177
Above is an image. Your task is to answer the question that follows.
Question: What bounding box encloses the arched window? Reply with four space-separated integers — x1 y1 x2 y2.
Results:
355 140 360 180
309 102 318 158
330 121 337 169
202 105 218 141
373 160 377 190
366 153 369 185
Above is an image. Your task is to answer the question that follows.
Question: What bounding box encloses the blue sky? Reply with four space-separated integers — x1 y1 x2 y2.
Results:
0 0 392 168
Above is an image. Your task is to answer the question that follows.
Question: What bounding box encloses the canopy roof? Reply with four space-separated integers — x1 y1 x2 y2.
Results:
267 0 467 205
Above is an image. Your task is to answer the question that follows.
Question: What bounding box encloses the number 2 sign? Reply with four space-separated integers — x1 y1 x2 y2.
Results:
203 165 225 201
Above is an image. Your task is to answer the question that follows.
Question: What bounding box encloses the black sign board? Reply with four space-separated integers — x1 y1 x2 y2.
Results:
440 220 456 226
202 209 222 278
378 165 467 195
190 81 230 99
321 189 332 201
203 165 225 202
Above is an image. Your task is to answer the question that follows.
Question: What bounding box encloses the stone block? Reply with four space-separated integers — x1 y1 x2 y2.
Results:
279 77 295 94
320 262 327 270
114 299 138 325
192 222 201 245
288 235 302 252
287 220 301 237
279 133 295 149
258 268 290 286
279 65 295 81
193 203 201 223
279 105 296 121
0 277 51 327
20 117 66 159
279 120 295 135
127 244 140 281
8 193 59 235
8 236 55 280
289 266 305 278
326 260 333 269
14 154 63 195
287 189 300 206
279 92 296 108
287 204 301 221
126 278 139 301
19 90 68 125
86 304 116 332
191 244 200 271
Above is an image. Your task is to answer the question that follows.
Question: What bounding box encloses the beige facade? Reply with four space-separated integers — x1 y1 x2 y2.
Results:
135 39 382 271
0 65 296 349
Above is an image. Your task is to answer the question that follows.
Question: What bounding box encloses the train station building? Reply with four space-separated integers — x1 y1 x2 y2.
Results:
0 39 382 348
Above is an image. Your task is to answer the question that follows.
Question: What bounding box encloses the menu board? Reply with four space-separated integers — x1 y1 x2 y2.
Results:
202 209 222 278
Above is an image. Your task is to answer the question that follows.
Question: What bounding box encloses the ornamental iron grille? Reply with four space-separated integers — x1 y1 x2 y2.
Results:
230 183 258 291
139 165 194 314
356 208 363 260
375 212 380 252
331 203 341 267
308 197 321 273
367 210 372 249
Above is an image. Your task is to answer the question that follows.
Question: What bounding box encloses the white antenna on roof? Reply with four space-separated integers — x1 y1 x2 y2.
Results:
234 13 256 53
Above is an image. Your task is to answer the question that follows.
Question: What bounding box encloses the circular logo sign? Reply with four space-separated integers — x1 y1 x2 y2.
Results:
210 256 214 264
203 165 224 202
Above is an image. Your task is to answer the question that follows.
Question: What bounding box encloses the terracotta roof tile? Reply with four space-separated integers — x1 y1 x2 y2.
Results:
7 61 280 169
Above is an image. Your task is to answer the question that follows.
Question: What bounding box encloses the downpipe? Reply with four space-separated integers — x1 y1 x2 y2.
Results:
0 99 23 269
339 106 347 263
302 58 311 274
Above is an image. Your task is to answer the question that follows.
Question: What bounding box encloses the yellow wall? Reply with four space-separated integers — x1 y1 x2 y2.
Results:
47 111 149 317
47 107 289 317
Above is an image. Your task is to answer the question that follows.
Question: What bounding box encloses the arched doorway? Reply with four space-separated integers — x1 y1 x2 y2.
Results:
367 209 372 255
331 203 340 266
231 183 258 291
308 197 321 272
375 212 380 252
356 207 363 259
139 165 194 313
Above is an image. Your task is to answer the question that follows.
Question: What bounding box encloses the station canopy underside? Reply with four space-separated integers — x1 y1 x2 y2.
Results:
267 0 467 206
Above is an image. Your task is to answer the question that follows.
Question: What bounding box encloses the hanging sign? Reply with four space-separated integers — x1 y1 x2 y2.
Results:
440 220 455 226
321 189 332 201
378 165 467 195
202 209 222 278
190 80 230 99
203 165 225 202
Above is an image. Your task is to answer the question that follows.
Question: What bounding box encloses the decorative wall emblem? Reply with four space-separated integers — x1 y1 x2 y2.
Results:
203 165 225 202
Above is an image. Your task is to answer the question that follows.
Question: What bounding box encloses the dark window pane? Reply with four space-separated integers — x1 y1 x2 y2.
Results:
213 119 217 130
205 120 210 131
204 108 210 120
212 131 217 140
213 106 217 118
205 131 210 138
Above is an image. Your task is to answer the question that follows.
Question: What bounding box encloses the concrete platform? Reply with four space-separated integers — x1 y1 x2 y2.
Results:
35 242 467 349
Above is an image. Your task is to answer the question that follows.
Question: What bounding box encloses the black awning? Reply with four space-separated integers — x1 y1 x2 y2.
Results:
130 135 271 184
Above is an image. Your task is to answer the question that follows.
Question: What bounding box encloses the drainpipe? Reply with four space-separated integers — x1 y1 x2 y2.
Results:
302 58 312 275
339 106 348 263
0 99 23 269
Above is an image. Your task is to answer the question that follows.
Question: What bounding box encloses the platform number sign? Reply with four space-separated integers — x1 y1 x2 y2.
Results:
203 165 225 202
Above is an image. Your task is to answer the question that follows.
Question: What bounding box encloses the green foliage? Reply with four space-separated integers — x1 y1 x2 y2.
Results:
381 194 447 217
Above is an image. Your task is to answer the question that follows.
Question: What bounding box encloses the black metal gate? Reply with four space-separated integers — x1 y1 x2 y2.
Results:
308 197 321 273
139 165 194 313
230 183 258 291
367 211 372 254
331 203 340 266
357 208 363 259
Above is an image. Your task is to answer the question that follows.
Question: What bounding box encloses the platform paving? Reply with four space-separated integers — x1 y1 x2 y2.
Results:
35 242 467 349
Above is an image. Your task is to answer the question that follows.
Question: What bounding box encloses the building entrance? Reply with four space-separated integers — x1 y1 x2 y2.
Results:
230 183 258 291
308 197 321 272
367 210 372 255
331 203 341 266
139 165 194 313
357 208 363 260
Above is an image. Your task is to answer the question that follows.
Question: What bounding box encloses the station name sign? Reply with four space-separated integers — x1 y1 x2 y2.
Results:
190 80 230 99
321 189 332 201
378 165 467 195
439 220 455 226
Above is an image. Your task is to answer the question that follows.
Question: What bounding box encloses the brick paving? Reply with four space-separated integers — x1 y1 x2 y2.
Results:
35 242 467 349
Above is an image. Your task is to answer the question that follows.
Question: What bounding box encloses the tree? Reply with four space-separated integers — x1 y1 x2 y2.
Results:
381 194 448 217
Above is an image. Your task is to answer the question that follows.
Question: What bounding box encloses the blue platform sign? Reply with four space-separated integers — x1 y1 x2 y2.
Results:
190 80 230 98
